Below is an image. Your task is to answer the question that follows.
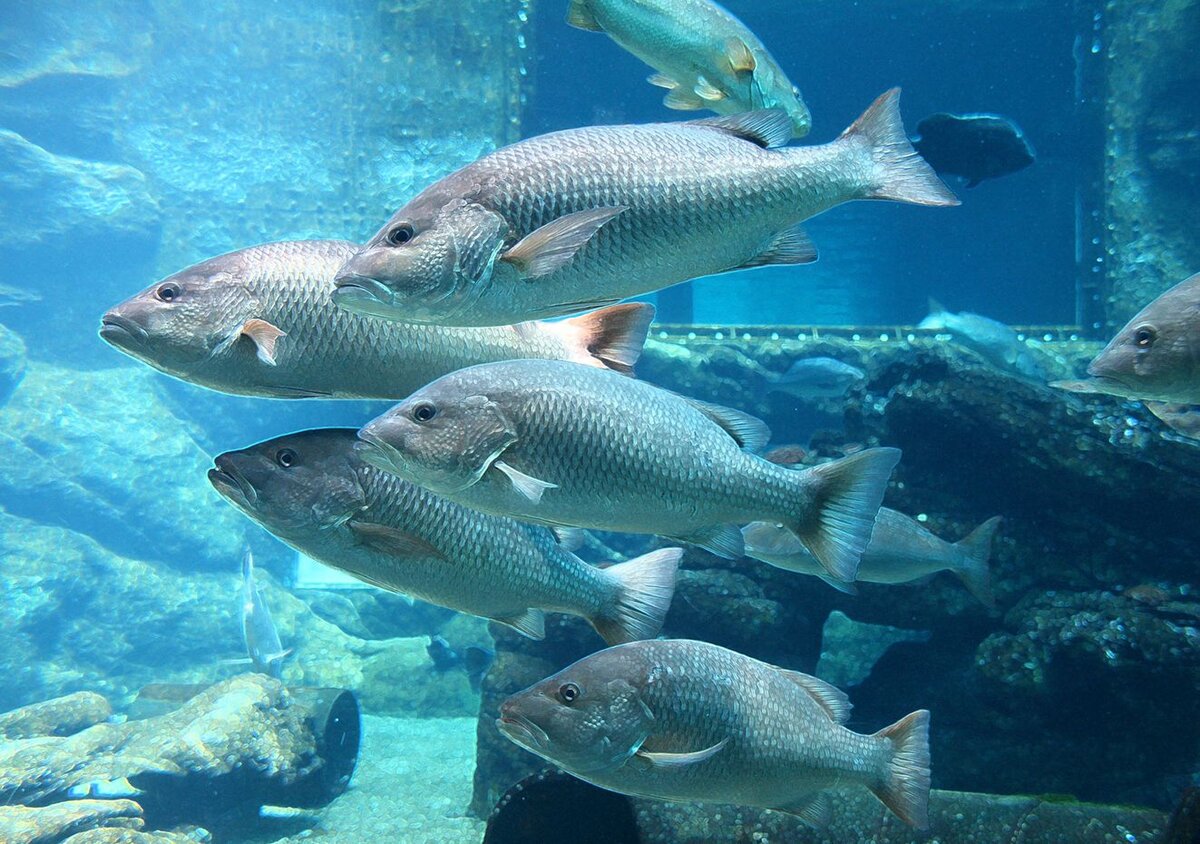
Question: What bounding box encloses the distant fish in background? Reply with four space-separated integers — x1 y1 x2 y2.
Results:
0 283 41 307
566 0 812 138
919 298 1049 381
743 509 1000 608
427 634 496 692
1052 272 1200 407
241 549 291 679
762 444 808 466
765 356 865 400
912 112 1035 188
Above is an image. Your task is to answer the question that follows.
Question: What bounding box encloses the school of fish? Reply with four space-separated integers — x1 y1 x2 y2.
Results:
95 0 1188 832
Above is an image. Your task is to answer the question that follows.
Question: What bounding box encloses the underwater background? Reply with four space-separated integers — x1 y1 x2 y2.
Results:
0 1 1197 842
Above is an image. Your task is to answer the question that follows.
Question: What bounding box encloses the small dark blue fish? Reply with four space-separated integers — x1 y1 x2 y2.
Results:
913 112 1035 188
241 549 290 679
427 634 495 691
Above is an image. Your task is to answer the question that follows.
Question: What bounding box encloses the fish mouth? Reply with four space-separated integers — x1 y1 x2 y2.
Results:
1051 372 1133 399
495 714 549 752
99 313 148 347
331 274 397 317
207 457 259 511
353 432 406 476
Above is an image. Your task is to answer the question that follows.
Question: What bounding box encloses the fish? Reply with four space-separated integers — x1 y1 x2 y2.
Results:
355 359 901 582
762 444 808 466
766 356 865 400
427 634 496 692
332 89 957 327
743 509 1000 608
98 239 655 398
240 549 290 679
1051 273 1200 404
496 638 931 828
208 428 680 645
0 282 41 307
919 298 1048 380
912 112 1035 188
565 0 811 138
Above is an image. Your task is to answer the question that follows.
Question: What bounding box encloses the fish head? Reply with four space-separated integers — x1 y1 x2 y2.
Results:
209 429 368 535
332 196 502 324
497 660 653 775
1085 277 1200 402
356 380 519 495
100 253 259 373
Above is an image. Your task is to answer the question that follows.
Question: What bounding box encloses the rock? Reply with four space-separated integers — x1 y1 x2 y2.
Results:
0 800 144 844
0 362 248 573
0 322 26 406
0 131 159 250
0 691 112 739
62 831 204 844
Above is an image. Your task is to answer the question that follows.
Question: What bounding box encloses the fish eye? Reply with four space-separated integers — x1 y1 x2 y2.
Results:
411 402 437 423
1133 325 1157 348
558 683 580 704
386 223 415 246
275 448 297 468
155 282 181 302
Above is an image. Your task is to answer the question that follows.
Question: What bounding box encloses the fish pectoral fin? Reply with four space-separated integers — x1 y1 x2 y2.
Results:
238 318 287 366
773 669 852 724
493 460 557 503
663 88 706 111
348 520 447 559
501 206 627 278
689 110 793 149
736 224 818 269
724 37 757 74
551 525 586 551
495 608 546 640
635 737 729 769
565 0 603 31
669 525 744 560
774 792 832 829
647 72 679 90
693 75 726 102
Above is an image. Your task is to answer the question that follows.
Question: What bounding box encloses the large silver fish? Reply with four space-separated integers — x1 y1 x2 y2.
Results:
332 90 957 327
743 509 1000 608
240 548 290 678
356 359 901 582
99 239 654 398
497 638 931 828
209 428 680 645
918 298 1048 381
1053 272 1200 405
566 0 812 137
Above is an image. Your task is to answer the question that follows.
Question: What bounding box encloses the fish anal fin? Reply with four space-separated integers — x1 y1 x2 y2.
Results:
496 608 546 640
494 460 557 503
671 525 744 559
349 520 446 559
551 526 585 551
681 396 771 451
635 737 728 769
690 110 793 149
737 224 817 269
501 207 626 278
240 318 286 365
774 792 832 828
565 0 602 31
775 669 852 723
724 38 757 74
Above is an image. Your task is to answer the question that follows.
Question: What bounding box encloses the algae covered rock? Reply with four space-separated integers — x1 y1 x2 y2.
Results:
0 691 112 739
0 800 144 844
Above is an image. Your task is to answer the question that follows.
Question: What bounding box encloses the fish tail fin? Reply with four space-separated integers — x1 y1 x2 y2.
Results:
953 516 1001 609
783 448 900 583
869 709 932 829
592 547 682 645
840 89 959 207
550 302 656 376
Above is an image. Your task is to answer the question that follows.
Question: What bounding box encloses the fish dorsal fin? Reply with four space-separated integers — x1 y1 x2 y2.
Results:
494 460 557 503
776 668 852 724
927 297 947 316
689 110 792 149
348 520 446 560
681 397 771 451
565 0 602 31
724 38 757 74
736 223 817 269
635 737 728 769
496 607 546 640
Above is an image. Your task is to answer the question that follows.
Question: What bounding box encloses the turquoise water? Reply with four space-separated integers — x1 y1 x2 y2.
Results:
0 2 1195 842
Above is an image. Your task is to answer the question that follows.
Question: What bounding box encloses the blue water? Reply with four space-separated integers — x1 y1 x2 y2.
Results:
0 2 1193 842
